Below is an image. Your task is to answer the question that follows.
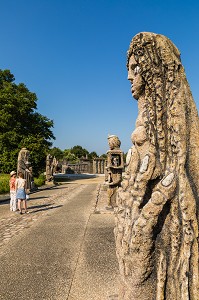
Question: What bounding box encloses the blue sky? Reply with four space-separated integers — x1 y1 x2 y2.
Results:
0 0 199 155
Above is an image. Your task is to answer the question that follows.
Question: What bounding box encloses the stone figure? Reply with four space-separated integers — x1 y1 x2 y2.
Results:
105 135 124 208
115 32 199 299
17 147 33 191
46 154 53 181
52 156 58 173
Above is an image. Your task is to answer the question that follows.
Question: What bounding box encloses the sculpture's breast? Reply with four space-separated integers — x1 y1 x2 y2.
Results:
131 125 147 145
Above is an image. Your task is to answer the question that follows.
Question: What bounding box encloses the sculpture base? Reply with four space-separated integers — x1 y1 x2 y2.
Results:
45 181 54 185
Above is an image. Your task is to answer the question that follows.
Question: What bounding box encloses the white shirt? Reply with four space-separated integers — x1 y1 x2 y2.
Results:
16 178 26 189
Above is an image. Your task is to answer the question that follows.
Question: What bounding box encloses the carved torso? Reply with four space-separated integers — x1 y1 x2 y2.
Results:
115 32 199 300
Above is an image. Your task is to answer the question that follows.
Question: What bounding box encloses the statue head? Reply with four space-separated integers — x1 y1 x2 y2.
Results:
127 32 181 83
127 32 189 172
19 147 30 160
108 135 121 150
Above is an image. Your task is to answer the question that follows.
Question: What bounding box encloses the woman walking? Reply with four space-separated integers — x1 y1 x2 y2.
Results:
16 172 29 214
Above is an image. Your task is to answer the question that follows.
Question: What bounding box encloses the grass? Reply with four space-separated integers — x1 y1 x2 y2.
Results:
0 174 10 194
0 173 46 194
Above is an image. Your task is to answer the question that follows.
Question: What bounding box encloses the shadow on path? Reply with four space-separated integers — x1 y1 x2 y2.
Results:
0 199 9 205
30 204 63 214
49 186 69 190
30 196 48 200
29 203 52 210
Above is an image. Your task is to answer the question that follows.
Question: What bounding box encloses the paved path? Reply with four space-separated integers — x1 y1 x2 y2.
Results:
0 178 120 300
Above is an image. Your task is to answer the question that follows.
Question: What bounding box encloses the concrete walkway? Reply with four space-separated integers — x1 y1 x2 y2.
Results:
0 177 120 300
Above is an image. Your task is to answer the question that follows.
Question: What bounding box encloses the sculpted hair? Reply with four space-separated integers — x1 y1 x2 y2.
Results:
127 32 196 174
115 32 199 299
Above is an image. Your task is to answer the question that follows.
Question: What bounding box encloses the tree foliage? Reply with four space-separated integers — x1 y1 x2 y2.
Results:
63 149 78 163
56 147 99 163
100 153 107 159
88 151 98 159
70 145 89 159
49 147 64 160
0 69 55 175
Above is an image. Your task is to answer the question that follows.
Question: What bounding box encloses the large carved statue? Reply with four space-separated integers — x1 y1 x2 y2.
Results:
17 147 33 191
115 32 199 299
105 135 124 208
46 154 53 182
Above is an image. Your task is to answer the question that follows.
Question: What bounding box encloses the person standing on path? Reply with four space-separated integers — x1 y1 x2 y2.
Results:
16 172 29 214
9 171 17 211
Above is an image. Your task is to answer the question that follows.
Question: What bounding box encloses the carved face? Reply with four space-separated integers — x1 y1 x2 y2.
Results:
128 55 145 100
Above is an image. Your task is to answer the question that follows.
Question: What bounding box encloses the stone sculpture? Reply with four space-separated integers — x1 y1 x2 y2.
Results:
105 135 124 208
46 153 53 182
52 156 58 173
17 147 34 191
115 32 199 299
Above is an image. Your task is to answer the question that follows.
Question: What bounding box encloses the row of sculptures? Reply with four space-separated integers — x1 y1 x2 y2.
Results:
16 32 199 299
105 32 199 300
46 154 58 182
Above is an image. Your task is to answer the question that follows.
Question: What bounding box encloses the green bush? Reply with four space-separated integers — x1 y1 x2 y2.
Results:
0 173 46 194
0 174 10 194
34 173 46 187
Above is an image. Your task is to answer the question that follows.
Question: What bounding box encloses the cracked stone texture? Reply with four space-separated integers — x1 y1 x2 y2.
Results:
115 32 199 299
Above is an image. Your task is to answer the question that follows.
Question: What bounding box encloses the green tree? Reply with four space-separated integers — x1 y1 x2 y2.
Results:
0 69 55 175
70 145 89 159
88 151 98 159
63 149 78 163
100 154 107 159
49 147 63 160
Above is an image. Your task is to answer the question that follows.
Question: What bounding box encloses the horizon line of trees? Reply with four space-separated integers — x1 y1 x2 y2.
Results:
48 145 107 164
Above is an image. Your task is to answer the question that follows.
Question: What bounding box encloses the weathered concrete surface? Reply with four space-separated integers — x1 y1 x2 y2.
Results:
0 178 119 300
68 214 119 300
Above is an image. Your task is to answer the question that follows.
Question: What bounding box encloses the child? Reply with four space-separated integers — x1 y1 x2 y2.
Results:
16 172 29 214
9 171 17 211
